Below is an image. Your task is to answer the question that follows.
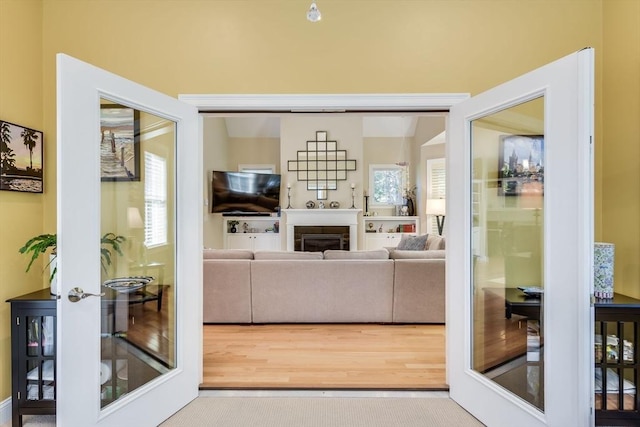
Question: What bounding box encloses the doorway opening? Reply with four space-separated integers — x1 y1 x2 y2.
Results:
182 93 464 390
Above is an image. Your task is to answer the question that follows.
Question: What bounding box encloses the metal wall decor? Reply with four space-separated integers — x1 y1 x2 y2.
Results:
287 131 356 200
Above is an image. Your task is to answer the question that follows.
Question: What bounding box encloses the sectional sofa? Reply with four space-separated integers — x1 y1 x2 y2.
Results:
202 239 445 324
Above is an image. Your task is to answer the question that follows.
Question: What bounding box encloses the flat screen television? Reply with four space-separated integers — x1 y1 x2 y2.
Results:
211 171 281 214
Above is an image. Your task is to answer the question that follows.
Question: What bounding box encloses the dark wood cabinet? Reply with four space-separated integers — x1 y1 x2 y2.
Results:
595 293 640 426
6 289 57 427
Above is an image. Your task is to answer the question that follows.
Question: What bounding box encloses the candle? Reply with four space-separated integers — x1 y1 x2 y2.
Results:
350 183 355 189
287 183 291 189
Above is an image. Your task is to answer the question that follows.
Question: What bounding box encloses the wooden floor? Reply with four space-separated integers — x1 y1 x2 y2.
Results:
202 324 447 389
122 289 447 390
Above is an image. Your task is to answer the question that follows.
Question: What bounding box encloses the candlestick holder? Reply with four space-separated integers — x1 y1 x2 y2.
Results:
350 187 356 209
364 195 369 214
286 187 292 209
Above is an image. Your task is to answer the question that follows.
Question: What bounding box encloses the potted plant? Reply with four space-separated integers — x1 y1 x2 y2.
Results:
228 220 239 233
19 232 127 284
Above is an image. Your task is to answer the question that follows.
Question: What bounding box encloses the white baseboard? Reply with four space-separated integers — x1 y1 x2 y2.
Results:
0 397 11 425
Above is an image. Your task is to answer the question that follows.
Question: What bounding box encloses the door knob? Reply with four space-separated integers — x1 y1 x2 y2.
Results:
68 287 105 303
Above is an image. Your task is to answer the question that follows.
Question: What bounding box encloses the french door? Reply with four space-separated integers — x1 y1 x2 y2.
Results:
56 54 201 426
447 49 594 425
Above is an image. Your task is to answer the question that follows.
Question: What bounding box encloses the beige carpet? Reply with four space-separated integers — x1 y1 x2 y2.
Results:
7 396 484 427
160 396 484 427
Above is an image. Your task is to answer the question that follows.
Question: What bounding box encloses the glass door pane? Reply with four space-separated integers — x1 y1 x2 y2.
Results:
471 97 545 411
99 99 176 408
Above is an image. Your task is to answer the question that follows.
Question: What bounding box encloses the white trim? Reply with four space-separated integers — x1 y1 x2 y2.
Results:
0 397 11 425
178 93 469 112
284 209 361 251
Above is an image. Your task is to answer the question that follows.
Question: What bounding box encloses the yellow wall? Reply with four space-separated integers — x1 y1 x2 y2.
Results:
6 0 640 402
0 0 45 400
602 0 640 298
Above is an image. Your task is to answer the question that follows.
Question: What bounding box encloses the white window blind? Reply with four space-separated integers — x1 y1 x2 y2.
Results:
144 152 167 247
427 158 446 235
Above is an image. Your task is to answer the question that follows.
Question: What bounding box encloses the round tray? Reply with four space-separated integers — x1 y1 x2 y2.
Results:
103 276 154 293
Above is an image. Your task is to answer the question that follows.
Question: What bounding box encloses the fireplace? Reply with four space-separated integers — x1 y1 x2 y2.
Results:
295 226 350 251
284 209 361 251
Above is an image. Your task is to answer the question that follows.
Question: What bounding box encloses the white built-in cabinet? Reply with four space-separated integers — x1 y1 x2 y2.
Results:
223 216 282 251
363 216 419 250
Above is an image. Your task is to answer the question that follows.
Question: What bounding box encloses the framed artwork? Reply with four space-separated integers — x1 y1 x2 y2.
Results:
0 120 43 193
100 105 140 181
498 134 544 196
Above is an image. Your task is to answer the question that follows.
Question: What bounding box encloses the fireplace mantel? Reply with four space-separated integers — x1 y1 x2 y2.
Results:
284 209 362 251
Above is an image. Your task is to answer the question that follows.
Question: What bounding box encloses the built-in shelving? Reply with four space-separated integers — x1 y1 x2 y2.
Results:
362 216 419 250
222 216 282 251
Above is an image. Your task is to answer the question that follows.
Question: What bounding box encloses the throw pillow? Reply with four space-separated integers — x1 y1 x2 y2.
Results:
396 234 429 251
426 235 446 250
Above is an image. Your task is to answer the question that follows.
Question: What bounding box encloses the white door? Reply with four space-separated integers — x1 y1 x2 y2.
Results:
56 54 202 426
447 49 594 425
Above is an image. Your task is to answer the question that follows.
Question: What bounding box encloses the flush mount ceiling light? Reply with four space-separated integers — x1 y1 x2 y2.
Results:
307 2 322 22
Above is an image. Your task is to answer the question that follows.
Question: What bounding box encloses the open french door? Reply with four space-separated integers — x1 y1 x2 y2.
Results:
56 54 202 426
447 48 594 425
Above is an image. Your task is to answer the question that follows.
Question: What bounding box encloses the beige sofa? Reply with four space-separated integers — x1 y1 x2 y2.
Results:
203 245 445 324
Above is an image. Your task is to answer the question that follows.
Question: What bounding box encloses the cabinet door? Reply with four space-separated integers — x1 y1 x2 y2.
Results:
365 234 403 250
226 234 252 250
253 234 280 251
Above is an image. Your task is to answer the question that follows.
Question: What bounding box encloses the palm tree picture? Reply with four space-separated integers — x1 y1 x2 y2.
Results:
0 122 17 173
0 120 43 193
20 128 39 170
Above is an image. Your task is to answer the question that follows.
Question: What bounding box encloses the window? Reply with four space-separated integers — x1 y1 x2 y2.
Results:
369 164 404 206
144 152 167 247
426 158 446 234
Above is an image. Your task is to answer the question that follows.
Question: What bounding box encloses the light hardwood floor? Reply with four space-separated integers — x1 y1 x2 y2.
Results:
202 324 447 389
124 290 447 390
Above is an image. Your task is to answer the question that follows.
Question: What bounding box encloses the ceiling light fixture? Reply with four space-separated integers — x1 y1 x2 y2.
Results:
307 2 322 22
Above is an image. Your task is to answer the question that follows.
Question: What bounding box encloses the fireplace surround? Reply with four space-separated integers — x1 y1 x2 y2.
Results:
284 209 361 251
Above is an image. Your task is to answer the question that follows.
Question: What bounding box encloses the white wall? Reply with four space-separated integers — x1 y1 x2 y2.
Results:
203 117 230 249
280 115 364 208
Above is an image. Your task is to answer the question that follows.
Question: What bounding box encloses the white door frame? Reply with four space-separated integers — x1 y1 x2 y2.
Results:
178 93 469 112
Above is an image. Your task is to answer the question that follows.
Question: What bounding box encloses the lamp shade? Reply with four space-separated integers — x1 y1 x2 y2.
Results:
127 207 144 229
426 198 446 216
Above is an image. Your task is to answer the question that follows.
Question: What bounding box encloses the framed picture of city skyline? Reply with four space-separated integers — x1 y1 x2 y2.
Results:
0 120 43 193
498 134 544 196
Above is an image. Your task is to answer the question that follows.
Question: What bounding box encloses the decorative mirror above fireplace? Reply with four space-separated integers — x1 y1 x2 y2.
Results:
287 130 356 199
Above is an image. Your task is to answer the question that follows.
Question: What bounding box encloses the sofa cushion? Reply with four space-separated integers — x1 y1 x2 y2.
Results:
393 259 445 323
396 234 429 250
390 249 445 260
323 249 389 260
251 260 395 323
203 249 254 259
253 250 324 260
203 259 252 323
426 235 446 250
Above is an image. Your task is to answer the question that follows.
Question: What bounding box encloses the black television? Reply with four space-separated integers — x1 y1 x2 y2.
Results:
211 171 281 214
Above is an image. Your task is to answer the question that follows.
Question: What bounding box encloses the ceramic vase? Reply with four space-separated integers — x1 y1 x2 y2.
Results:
594 242 615 299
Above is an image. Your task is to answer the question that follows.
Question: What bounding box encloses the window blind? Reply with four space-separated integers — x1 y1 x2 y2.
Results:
144 152 167 247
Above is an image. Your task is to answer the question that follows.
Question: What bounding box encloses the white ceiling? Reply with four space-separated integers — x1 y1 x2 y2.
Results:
221 115 431 139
